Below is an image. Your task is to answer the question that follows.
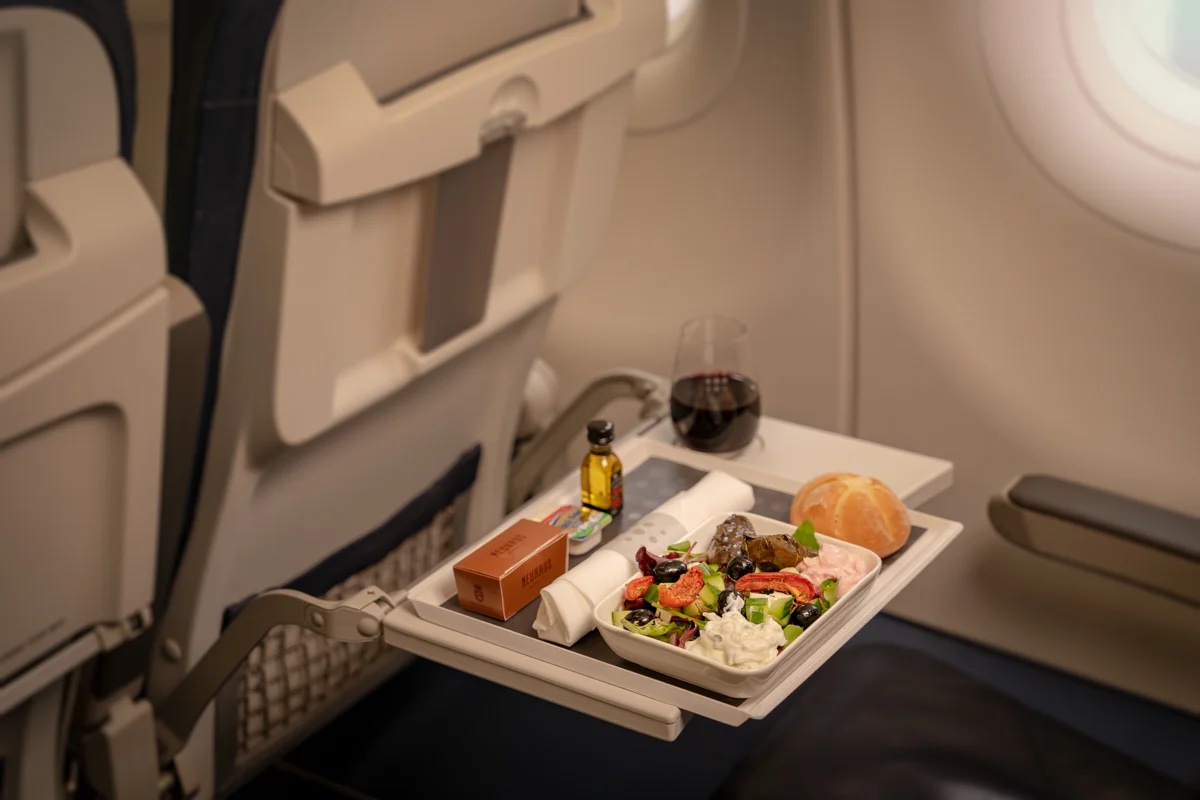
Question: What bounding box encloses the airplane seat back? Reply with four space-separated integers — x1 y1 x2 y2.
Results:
146 1 664 794
0 1 169 796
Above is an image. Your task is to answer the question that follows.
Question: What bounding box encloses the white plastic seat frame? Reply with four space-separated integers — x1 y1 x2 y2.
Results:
0 6 169 799
145 2 665 797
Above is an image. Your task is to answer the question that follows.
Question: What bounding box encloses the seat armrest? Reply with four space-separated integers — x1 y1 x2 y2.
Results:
988 475 1200 606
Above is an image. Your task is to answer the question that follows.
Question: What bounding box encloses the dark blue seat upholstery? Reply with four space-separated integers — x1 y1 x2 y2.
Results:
715 643 1196 800
162 0 283 577
233 618 1198 800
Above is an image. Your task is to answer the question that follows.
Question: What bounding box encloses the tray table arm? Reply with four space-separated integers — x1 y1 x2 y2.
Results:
154 586 399 766
507 368 670 510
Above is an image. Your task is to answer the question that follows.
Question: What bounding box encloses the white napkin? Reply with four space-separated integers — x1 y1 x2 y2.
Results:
601 470 757 561
532 470 755 646
656 471 756 531
532 550 638 646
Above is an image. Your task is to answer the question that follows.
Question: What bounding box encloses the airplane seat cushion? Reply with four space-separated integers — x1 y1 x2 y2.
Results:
0 0 136 159
714 643 1194 800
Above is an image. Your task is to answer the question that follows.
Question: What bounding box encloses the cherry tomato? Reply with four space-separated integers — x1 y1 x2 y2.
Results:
624 575 654 603
735 572 817 602
657 567 705 608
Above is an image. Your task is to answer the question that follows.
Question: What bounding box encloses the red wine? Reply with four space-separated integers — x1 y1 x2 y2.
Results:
670 372 762 453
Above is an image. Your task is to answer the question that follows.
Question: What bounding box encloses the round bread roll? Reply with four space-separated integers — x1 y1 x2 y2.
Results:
789 473 910 557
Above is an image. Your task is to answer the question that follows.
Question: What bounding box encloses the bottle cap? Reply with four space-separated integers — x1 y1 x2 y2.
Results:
586 419 615 445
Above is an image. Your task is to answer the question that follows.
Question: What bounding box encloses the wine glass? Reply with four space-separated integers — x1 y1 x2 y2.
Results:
669 316 762 453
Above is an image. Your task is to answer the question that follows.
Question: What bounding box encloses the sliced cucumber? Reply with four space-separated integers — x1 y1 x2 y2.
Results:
766 595 794 623
821 578 838 607
783 624 804 644
744 596 768 624
611 610 631 626
697 583 719 609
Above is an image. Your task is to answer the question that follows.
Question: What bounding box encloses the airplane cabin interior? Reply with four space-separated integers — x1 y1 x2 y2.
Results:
0 1 1197 798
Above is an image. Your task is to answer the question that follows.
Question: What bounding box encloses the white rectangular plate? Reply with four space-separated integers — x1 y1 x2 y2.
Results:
594 513 882 698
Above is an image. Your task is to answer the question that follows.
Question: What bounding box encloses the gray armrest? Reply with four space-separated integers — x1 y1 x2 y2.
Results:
989 475 1199 606
1008 475 1199 560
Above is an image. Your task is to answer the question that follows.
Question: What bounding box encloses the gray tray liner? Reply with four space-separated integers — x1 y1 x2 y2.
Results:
441 457 926 703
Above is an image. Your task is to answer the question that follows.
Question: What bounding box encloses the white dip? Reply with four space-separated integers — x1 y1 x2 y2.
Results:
685 612 788 669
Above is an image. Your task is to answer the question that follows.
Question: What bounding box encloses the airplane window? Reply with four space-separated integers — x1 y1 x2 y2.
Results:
1125 0 1200 79
981 0 1200 250
1094 0 1200 125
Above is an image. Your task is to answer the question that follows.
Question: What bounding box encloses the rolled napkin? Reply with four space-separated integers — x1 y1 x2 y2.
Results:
532 550 638 646
657 471 756 531
602 470 756 562
532 471 755 646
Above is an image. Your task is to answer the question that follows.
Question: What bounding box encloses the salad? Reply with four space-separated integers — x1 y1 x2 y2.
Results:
611 514 868 669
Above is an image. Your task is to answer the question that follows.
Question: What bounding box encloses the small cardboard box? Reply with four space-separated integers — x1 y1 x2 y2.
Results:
453 519 568 620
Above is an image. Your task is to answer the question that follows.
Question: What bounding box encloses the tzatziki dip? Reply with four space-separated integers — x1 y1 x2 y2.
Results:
685 610 788 669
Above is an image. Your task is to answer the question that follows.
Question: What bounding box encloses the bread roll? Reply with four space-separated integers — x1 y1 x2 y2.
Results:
789 473 910 557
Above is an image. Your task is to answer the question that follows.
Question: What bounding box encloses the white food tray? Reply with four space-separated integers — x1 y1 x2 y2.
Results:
387 421 962 727
594 513 883 698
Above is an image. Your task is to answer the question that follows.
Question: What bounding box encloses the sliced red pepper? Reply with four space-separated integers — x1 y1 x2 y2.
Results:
624 575 654 603
735 572 817 602
657 566 705 608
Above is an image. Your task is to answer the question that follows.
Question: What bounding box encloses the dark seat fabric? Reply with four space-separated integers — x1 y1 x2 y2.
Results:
274 654 777 800
264 644 1194 800
713 644 1194 800
0 0 136 160
163 0 282 584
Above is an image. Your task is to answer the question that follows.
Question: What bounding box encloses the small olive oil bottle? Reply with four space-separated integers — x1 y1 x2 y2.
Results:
581 420 623 516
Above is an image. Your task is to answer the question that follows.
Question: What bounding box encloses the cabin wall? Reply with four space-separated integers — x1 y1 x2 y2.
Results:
852 0 1199 712
542 1 849 451
547 0 1200 713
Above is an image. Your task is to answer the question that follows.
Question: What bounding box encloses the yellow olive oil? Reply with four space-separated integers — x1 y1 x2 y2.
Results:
580 420 623 516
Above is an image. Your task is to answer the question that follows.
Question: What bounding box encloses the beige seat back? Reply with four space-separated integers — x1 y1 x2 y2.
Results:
145 2 664 795
0 3 168 797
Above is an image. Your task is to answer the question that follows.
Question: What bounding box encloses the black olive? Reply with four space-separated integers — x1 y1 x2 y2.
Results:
653 559 688 584
790 603 822 629
725 555 755 582
717 589 745 616
625 608 658 627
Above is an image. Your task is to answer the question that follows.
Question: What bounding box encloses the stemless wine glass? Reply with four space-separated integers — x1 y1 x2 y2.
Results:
669 316 762 453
